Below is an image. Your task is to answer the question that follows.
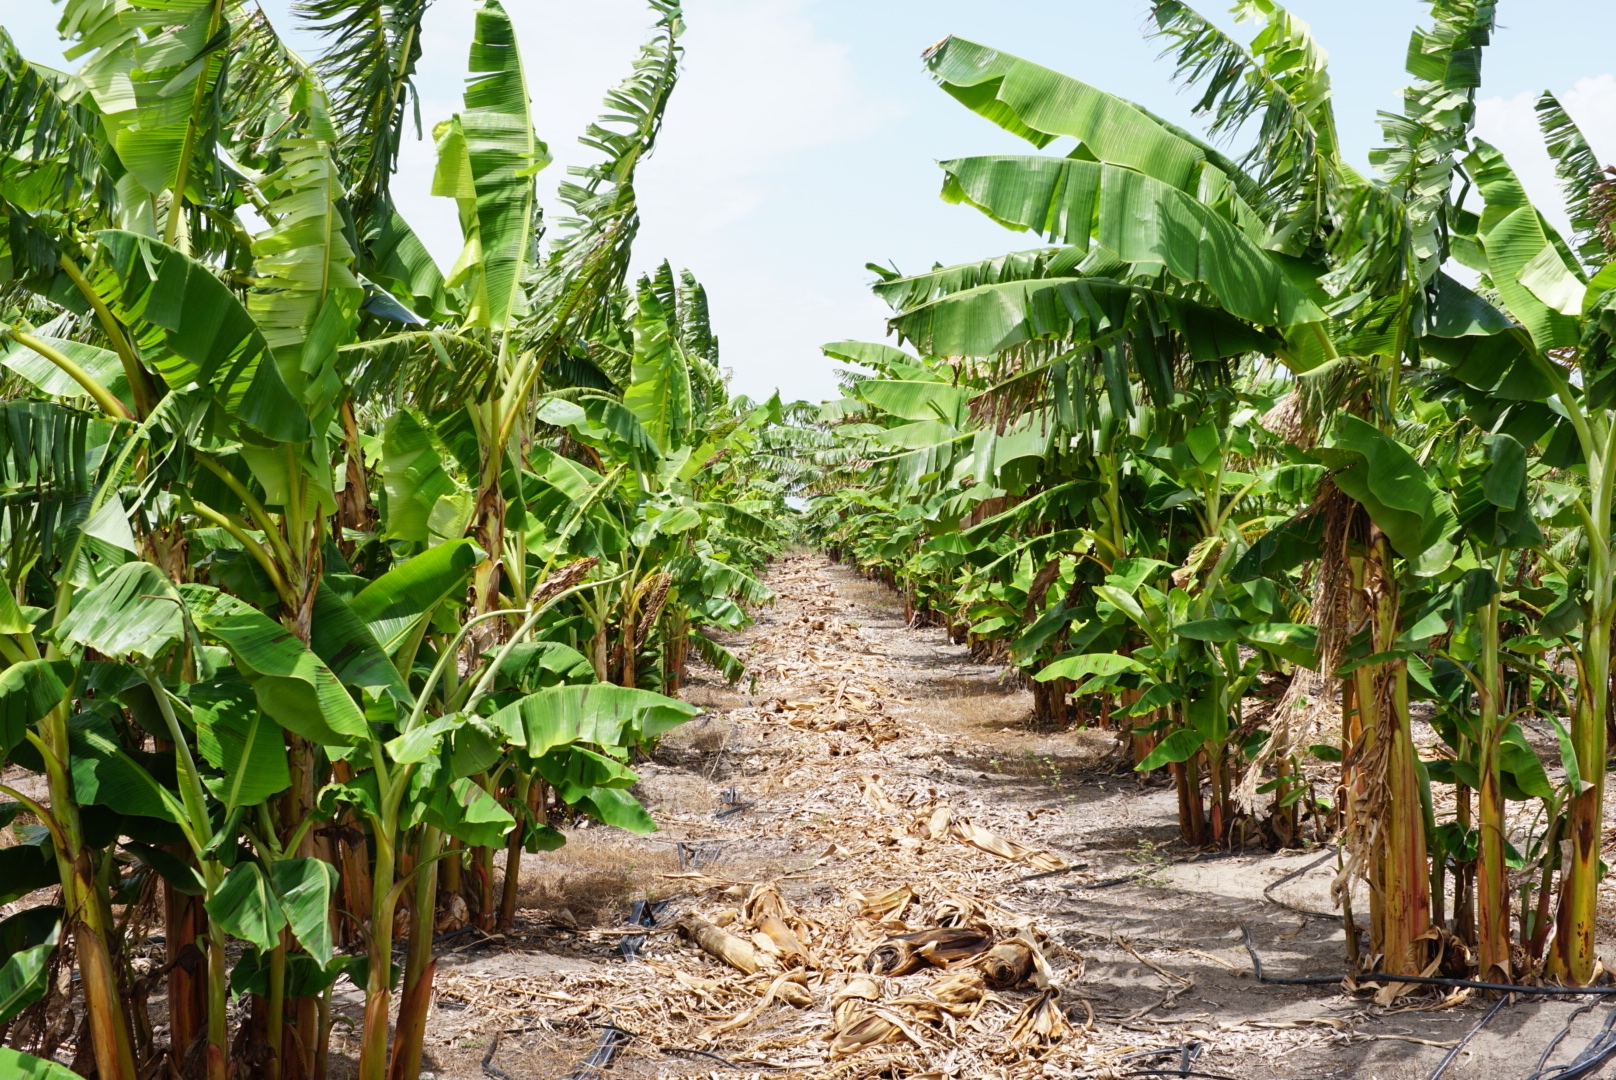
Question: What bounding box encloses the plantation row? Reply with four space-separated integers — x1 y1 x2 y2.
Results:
803 0 1616 1004
0 2 819 1078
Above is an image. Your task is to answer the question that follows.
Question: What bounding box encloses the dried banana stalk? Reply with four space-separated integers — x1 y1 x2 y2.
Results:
754 915 808 965
927 970 985 1005
681 916 765 975
744 882 795 923
862 773 902 815
744 883 811 966
933 892 987 929
828 1005 927 1059
864 928 993 975
831 975 881 1012
978 939 1035 989
829 1012 902 1058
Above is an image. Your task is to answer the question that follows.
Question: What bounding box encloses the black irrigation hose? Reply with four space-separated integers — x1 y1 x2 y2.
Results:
1534 1002 1601 1074
1049 851 1243 890
1525 1004 1616 1080
1117 1042 1203 1066
1018 863 1091 883
1122 1072 1345 1080
480 1031 517 1080
1261 848 1349 922
660 1046 785 1071
1427 993 1509 1080
619 898 670 959
1240 924 1616 997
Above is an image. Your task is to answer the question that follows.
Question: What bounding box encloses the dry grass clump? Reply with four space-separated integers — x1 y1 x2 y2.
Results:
512 831 677 926
656 710 736 754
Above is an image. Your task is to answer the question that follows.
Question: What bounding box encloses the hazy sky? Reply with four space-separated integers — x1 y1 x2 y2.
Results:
3 1 1615 404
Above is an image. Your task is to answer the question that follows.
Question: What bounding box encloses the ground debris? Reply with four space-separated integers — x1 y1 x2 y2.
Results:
436 556 1517 1080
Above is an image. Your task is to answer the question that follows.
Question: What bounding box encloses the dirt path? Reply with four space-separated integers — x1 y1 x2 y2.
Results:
415 554 1616 1080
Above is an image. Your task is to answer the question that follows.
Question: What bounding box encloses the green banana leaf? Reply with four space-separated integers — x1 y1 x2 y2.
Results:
0 660 74 758
924 36 1208 190
1034 652 1147 682
347 537 481 655
70 724 186 825
1316 414 1456 573
442 0 549 329
0 332 132 409
206 863 285 954
567 785 656 834
624 281 693 451
891 277 1276 360
95 231 308 442
192 672 292 812
380 409 474 545
1137 729 1206 772
939 155 1323 328
309 583 412 699
0 1047 82 1079
0 919 55 1023
489 684 699 755
269 858 338 967
55 561 187 661
417 776 515 848
184 587 370 746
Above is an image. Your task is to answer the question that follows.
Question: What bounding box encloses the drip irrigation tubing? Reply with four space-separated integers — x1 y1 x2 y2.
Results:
1120 1071 1343 1080
1427 993 1509 1080
1533 1002 1601 1074
619 898 670 959
560 1022 636 1080
1048 850 1243 890
1261 848 1352 922
1239 924 1616 996
659 1047 785 1071
1524 1003 1616 1080
480 1031 516 1080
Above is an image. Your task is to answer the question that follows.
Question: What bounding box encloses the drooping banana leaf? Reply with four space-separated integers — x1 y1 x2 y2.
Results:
938 155 1324 327
347 536 482 655
184 586 371 746
94 231 309 442
891 277 1277 361
489 683 699 755
1316 414 1456 574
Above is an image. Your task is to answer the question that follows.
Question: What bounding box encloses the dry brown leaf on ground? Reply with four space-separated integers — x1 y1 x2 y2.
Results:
828 1010 906 1058
862 773 903 816
699 970 813 1040
951 818 1069 872
978 939 1037 990
933 891 989 929
856 885 915 921
865 928 994 976
1007 988 1071 1052
658 870 752 891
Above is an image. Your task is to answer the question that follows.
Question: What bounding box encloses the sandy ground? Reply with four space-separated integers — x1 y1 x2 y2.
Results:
376 553 1616 1080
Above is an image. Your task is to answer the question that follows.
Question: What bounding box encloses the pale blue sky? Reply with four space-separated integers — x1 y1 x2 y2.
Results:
3 1 1615 403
